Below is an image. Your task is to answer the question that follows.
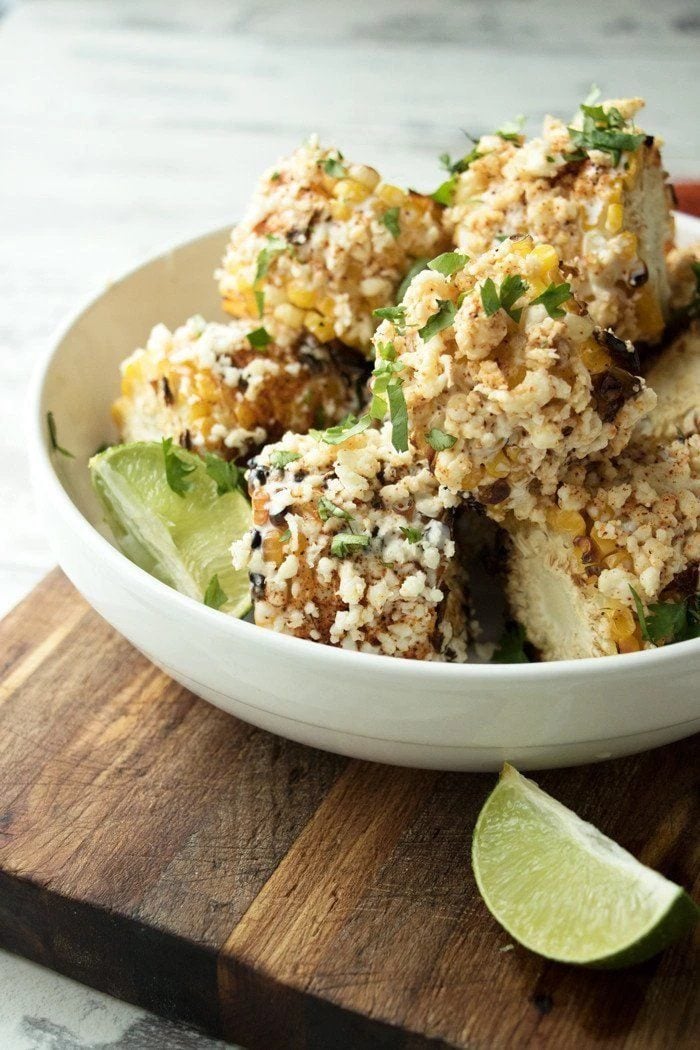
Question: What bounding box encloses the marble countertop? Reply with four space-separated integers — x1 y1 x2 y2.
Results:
1 0 698 1045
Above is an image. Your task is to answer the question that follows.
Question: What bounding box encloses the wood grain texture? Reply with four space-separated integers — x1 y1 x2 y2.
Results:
0 571 697 1049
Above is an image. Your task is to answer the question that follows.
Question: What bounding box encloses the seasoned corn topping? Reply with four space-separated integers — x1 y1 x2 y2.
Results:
443 98 674 344
372 236 656 523
231 424 469 659
507 436 700 660
217 137 449 353
113 316 366 462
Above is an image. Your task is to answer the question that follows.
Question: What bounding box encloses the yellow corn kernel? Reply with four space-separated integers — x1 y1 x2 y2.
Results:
252 490 269 526
608 605 636 642
332 179 371 205
305 310 335 342
590 522 618 558
572 536 593 570
531 243 558 274
376 183 407 207
485 451 511 479
505 445 522 463
510 236 533 257
274 302 305 328
286 281 316 309
349 164 380 191
262 532 285 567
581 340 612 375
236 402 258 430
546 508 587 537
604 550 633 571
459 469 482 490
506 364 527 389
222 289 258 318
607 182 623 206
605 203 624 234
317 295 335 319
635 284 665 341
618 634 642 654
330 200 352 221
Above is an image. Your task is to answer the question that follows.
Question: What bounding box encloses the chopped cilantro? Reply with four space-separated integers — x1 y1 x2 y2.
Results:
431 176 458 206
400 525 423 543
495 115 525 142
254 289 265 318
432 143 486 206
419 299 457 342
203 574 228 610
322 155 347 179
162 437 196 497
381 207 401 239
529 281 573 319
396 257 430 302
492 621 530 663
426 427 457 451
630 586 700 646
373 304 407 331
568 102 645 166
269 449 302 468
311 413 372 445
387 380 408 452
330 531 370 557
480 274 529 323
318 497 352 522
280 529 291 543
428 252 469 277
247 326 272 350
270 170 281 181
204 453 246 497
47 411 74 458
254 235 287 283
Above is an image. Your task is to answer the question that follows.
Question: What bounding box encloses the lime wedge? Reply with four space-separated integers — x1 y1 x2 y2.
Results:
89 441 252 617
472 764 698 968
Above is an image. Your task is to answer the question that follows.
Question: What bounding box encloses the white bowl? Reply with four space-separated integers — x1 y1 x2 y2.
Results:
28 216 700 771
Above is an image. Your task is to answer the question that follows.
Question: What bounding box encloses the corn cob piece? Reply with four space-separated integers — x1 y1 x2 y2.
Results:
112 316 367 462
216 138 449 354
443 98 674 344
231 423 469 660
636 321 700 441
373 236 656 524
506 436 700 659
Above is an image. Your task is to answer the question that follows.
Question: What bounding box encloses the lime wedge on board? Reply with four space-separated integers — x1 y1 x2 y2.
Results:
472 764 698 968
90 441 252 617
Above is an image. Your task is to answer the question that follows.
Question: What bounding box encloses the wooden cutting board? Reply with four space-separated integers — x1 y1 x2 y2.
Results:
0 570 697 1049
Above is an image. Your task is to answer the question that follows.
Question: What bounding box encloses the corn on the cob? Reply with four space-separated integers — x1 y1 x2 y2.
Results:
216 138 449 354
112 316 367 462
506 435 700 659
231 423 469 660
443 98 674 345
373 236 656 523
635 321 700 441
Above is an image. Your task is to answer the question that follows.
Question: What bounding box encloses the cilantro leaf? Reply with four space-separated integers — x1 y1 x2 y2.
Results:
373 304 407 330
162 437 196 497
495 115 525 142
396 257 430 302
254 235 287 283
419 299 457 342
529 281 572 319
428 252 469 277
400 525 423 543
629 586 651 643
427 427 457 451
381 207 401 239
431 176 458 206
280 529 291 543
247 326 272 350
318 497 353 522
330 532 370 558
254 289 265 318
203 574 228 610
204 453 246 497
310 413 372 446
492 621 530 663
47 411 74 458
568 102 645 166
323 155 347 179
630 586 700 646
269 449 302 468
480 277 501 317
480 274 529 322
387 380 409 453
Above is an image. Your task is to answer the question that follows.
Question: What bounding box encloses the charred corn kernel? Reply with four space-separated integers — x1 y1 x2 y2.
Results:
252 490 269 526
376 183 406 207
604 550 633 571
581 340 612 375
305 310 334 342
635 284 665 341
273 302 305 328
531 244 558 273
546 508 587 536
618 634 642 653
590 522 618 558
605 203 624 235
332 179 371 205
485 451 511 479
348 164 380 191
510 236 533 258
286 281 317 309
262 532 285 566
608 605 636 642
